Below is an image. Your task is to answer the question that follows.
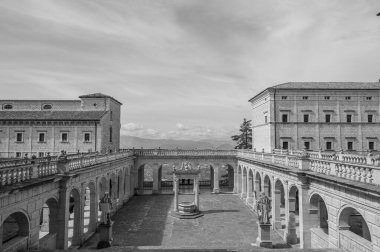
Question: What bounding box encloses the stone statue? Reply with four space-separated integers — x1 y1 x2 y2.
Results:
256 194 272 224
99 192 113 224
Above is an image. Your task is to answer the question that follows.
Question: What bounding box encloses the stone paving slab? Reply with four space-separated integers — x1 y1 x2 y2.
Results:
82 193 337 251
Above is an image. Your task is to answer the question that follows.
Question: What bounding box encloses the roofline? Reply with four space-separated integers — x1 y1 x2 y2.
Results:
0 100 80 102
248 85 380 103
78 95 123 105
0 119 102 121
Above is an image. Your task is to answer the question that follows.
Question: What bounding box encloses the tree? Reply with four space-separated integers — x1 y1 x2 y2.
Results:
231 118 252 149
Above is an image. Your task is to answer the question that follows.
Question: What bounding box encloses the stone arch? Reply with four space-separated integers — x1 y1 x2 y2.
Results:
1 210 30 251
309 193 329 234
273 179 286 230
137 164 145 194
110 173 117 199
263 174 271 196
241 166 248 197
39 197 59 249
338 205 371 242
219 164 234 192
118 169 123 200
254 171 262 196
68 187 81 247
83 181 96 235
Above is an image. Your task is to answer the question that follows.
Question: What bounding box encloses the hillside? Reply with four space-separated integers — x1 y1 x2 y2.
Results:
120 136 234 150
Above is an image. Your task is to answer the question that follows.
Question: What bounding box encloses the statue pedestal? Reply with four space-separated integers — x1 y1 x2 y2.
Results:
97 221 113 249
256 222 272 248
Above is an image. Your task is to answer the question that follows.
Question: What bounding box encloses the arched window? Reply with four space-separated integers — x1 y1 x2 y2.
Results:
42 104 52 110
2 104 12 110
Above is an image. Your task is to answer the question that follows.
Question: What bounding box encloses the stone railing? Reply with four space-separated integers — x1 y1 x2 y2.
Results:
126 148 237 157
310 228 329 249
273 149 380 166
0 150 133 188
238 149 380 185
339 230 372 252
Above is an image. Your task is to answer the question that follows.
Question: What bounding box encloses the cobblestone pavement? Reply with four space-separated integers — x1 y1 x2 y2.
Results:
82 193 302 251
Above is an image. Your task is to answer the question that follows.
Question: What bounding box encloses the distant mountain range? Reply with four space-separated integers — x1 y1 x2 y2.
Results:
120 136 235 150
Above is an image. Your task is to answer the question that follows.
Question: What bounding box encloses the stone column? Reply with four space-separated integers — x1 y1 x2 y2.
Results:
246 176 253 204
194 177 199 211
241 172 247 198
273 189 282 229
237 170 241 193
56 176 71 250
233 168 238 193
299 184 315 249
286 197 297 244
152 163 160 194
173 177 179 212
213 165 220 194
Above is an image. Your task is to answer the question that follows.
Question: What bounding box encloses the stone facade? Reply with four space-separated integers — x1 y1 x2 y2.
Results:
0 93 121 158
250 82 380 152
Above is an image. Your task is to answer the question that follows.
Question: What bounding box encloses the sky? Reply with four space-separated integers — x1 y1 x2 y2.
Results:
0 1 379 141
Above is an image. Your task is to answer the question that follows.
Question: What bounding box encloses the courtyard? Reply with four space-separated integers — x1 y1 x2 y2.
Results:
83 193 290 251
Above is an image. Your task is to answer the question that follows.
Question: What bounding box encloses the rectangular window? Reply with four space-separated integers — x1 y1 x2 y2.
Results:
282 114 288 123
303 114 309 123
302 96 308 100
264 116 267 124
347 141 353 150
109 127 113 143
282 141 288 150
16 152 22 158
16 132 23 142
346 114 352 123
368 114 373 123
345 96 351 100
84 133 91 142
38 152 44 157
325 114 331 123
366 96 372 100
369 141 375 150
281 96 287 100
324 96 330 100
39 133 45 142
304 141 310 150
61 133 68 142
326 142 332 150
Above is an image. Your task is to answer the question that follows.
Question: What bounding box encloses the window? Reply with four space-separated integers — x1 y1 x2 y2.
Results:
16 152 22 158
347 141 353 150
282 141 288 150
302 96 308 100
345 96 351 100
326 142 332 150
281 96 287 100
369 141 375 150
325 114 331 123
303 114 309 123
282 114 288 123
368 114 373 123
109 127 113 143
42 104 52 110
366 96 372 100
110 111 113 121
324 96 330 100
304 141 310 150
264 116 267 124
38 152 44 157
346 114 352 123
61 133 68 142
84 133 91 142
3 104 13 110
16 132 23 142
39 133 45 142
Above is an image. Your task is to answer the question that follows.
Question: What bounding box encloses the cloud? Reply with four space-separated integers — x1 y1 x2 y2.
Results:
1 1 380 141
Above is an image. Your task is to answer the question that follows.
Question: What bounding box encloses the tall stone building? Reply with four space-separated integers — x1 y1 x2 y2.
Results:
0 93 121 158
249 82 380 152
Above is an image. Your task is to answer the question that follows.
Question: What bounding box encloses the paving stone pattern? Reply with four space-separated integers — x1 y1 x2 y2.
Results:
82 193 338 251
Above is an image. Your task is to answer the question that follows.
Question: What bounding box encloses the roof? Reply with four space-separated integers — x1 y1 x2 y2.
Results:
0 111 107 121
249 82 380 102
79 93 122 105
